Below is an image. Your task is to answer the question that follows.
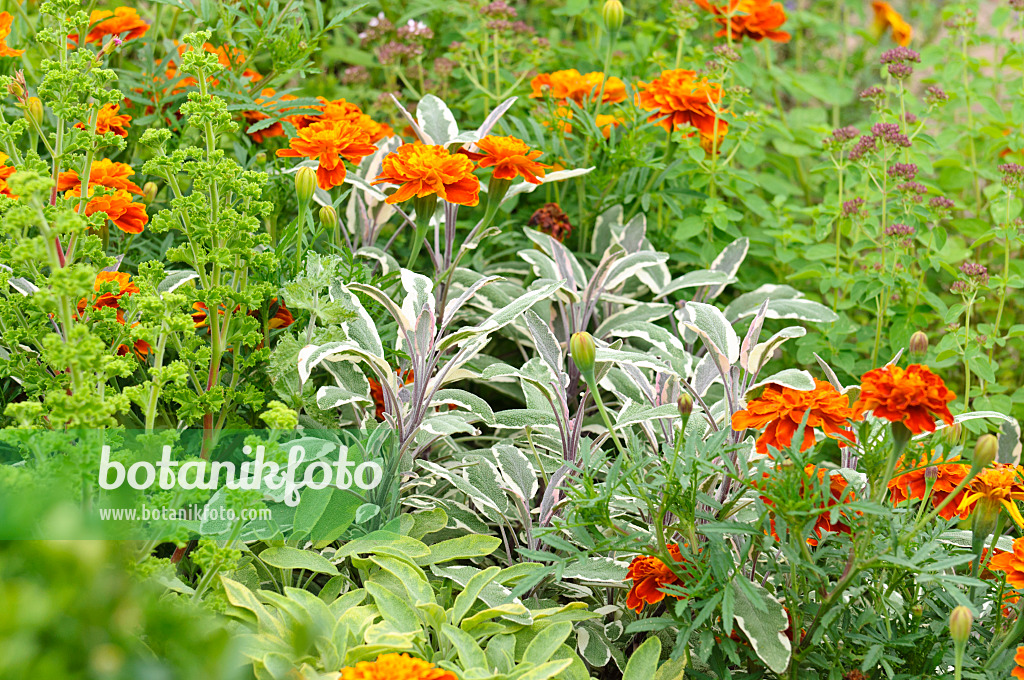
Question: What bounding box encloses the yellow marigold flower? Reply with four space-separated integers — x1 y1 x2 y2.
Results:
339 653 458 680
471 135 550 184
960 463 1024 527
371 143 480 206
871 1 912 47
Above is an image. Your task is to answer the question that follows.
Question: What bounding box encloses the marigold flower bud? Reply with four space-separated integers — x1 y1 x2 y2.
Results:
294 166 317 205
142 182 158 205
25 97 42 128
570 331 596 375
602 0 624 33
908 330 928 358
254 151 267 164
948 606 973 646
924 466 938 481
974 434 998 469
943 422 962 446
319 204 338 231
677 392 693 418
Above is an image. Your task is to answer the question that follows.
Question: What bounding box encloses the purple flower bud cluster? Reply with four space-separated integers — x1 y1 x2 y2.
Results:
482 1 517 18
887 163 918 181
341 65 369 85
959 262 989 285
378 41 424 64
904 112 918 125
487 19 536 34
358 12 393 45
397 19 434 41
925 85 949 105
434 57 458 78
860 86 885 102
999 163 1024 189
897 182 927 202
713 44 741 62
842 197 866 218
880 47 921 81
849 134 878 162
929 196 955 213
884 223 916 247
824 126 859 150
871 122 911 148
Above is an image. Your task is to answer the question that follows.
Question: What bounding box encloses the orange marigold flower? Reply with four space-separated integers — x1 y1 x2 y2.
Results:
731 379 858 456
543 106 575 134
596 113 624 139
636 69 729 141
871 1 912 47
887 450 971 521
0 11 24 57
372 143 480 206
0 152 16 199
79 103 132 137
1013 646 1024 680
761 465 860 545
58 159 143 196
277 119 378 191
625 543 698 613
78 271 140 315
529 69 627 106
264 298 294 329
990 536 1024 590
472 135 550 184
293 97 394 144
694 0 791 43
71 7 150 46
117 335 151 361
339 653 458 680
960 464 1024 528
81 190 149 234
853 364 955 435
243 89 298 144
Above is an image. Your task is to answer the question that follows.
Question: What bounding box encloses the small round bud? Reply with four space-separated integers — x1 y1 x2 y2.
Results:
319 204 338 231
974 434 998 469
677 393 694 418
602 0 625 33
25 97 42 127
570 331 596 375
908 330 928 358
911 604 923 617
948 606 973 646
943 423 962 446
254 151 267 164
142 182 158 205
294 166 317 205
924 466 938 481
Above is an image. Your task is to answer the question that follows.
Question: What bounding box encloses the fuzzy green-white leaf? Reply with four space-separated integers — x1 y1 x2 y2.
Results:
730 580 792 674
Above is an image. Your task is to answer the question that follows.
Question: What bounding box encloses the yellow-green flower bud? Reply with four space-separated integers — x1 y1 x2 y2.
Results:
943 422 962 446
570 332 596 375
319 204 338 231
25 97 42 128
908 330 928 358
948 606 972 646
142 182 158 205
602 0 624 33
973 434 998 469
294 166 317 205
678 393 693 417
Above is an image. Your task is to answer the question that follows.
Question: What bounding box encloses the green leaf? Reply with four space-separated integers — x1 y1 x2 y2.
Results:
730 580 791 674
258 546 339 575
523 621 573 665
442 622 489 670
622 635 661 680
415 534 502 566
